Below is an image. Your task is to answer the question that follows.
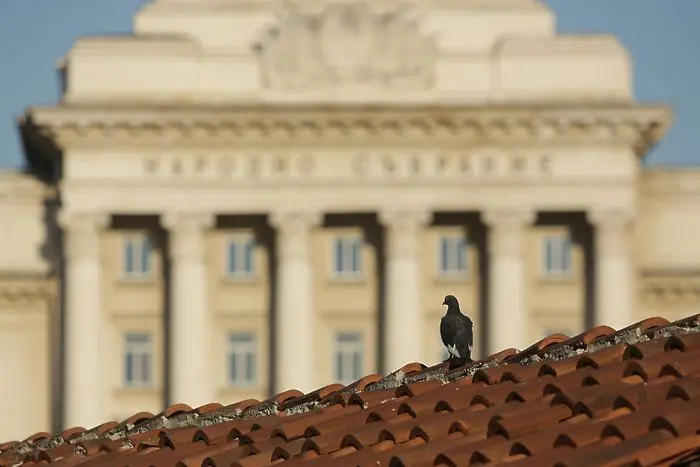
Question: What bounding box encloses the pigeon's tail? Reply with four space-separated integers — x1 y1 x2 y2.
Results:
447 356 474 371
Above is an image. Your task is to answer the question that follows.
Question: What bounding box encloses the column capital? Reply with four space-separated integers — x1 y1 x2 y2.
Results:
269 210 323 231
483 208 534 258
588 208 635 231
589 208 634 257
161 211 215 233
58 210 110 261
481 207 536 230
162 212 214 261
378 210 432 230
380 210 431 259
57 210 110 232
269 211 322 260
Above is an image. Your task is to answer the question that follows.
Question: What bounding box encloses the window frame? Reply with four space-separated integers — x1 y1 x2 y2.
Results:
437 234 468 277
331 235 363 280
333 332 364 385
541 234 573 278
226 332 258 387
121 233 154 281
225 234 256 280
123 332 154 389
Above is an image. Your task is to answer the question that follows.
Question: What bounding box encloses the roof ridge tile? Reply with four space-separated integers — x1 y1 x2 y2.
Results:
5 316 700 466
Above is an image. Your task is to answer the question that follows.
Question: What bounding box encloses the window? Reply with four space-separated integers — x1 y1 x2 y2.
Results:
123 234 153 279
438 235 468 276
123 333 153 388
226 235 255 278
332 236 362 278
333 332 364 385
542 235 572 276
227 333 257 386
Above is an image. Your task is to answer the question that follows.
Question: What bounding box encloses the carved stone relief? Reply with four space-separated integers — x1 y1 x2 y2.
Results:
254 0 437 93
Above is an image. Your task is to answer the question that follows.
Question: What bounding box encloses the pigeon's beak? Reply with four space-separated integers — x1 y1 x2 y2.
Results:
442 298 447 306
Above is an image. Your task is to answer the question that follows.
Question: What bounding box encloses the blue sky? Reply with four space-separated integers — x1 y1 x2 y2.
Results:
0 0 698 169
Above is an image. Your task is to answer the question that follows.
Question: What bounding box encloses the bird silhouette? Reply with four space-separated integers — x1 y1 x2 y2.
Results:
440 294 474 369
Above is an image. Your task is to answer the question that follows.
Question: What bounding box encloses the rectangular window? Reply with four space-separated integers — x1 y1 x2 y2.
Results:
438 235 468 276
227 333 257 386
542 235 572 277
123 234 153 279
226 235 255 279
333 332 364 385
332 236 362 278
123 333 153 388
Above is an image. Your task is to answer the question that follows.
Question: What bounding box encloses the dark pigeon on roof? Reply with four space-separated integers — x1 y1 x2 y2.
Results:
440 294 474 369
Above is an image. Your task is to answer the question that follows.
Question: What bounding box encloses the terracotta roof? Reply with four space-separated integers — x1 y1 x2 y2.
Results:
4 314 700 467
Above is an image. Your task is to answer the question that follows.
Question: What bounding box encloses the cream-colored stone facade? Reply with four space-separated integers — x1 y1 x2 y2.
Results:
1 0 700 441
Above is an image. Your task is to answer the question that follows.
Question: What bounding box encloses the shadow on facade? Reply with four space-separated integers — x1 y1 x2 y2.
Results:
433 212 487 357
535 212 595 332
323 213 385 374
219 215 276 398
42 194 64 434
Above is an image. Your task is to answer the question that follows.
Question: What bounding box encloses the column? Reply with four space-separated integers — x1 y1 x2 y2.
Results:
379 210 431 373
59 210 109 430
162 211 214 407
589 209 635 330
483 208 535 354
269 211 321 394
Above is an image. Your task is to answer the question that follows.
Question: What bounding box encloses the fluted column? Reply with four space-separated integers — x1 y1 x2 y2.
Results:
58 210 109 430
162 211 214 407
269 211 322 394
589 209 635 330
483 208 535 354
380 210 431 372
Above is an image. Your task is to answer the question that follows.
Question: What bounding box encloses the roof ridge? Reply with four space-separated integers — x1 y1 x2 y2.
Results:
2 313 699 466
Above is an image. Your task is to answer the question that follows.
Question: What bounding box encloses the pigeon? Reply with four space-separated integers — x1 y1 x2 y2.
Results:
440 294 474 366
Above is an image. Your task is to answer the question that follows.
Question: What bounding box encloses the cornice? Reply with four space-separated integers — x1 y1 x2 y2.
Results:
0 276 54 304
640 167 700 197
639 269 700 304
0 171 48 202
23 103 672 156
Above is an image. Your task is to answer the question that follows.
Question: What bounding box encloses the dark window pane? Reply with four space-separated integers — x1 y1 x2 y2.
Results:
141 237 151 273
228 241 238 274
125 241 134 273
141 353 150 384
244 241 254 273
125 353 133 383
352 351 361 380
335 239 343 273
246 351 255 382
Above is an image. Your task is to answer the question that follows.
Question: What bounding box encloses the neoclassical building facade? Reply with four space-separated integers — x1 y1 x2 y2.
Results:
1 0 700 441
